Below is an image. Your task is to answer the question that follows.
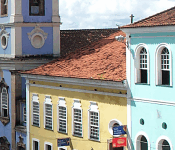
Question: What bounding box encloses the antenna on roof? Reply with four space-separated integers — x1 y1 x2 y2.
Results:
130 14 134 23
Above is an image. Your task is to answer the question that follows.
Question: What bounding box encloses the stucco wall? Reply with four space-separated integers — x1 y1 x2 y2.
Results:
29 80 127 150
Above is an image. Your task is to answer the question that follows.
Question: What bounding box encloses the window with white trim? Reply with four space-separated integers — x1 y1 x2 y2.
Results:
44 95 53 130
161 48 170 85
88 101 99 141
32 138 39 150
32 94 40 127
1 87 8 117
156 44 172 86
135 44 149 84
29 0 45 16
23 106 26 123
72 99 82 137
44 142 53 150
140 48 148 83
58 97 67 133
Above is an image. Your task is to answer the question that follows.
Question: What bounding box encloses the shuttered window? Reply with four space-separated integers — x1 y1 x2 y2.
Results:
45 104 52 130
73 109 82 137
58 106 67 133
89 111 99 140
1 87 8 117
32 101 39 126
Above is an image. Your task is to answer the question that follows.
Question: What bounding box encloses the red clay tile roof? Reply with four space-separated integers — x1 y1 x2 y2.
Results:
60 29 119 56
23 30 126 82
121 6 175 28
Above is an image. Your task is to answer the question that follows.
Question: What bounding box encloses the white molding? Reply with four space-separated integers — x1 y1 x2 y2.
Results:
10 0 23 23
121 26 175 34
57 97 67 133
21 74 126 91
0 26 10 50
155 43 172 86
132 35 175 38
53 26 60 56
28 83 127 98
44 142 53 150
156 135 173 150
135 131 150 150
72 99 83 137
108 119 122 137
88 101 100 141
52 0 60 22
130 97 175 106
32 138 40 150
126 34 132 150
26 80 30 150
44 96 53 130
28 25 48 49
134 43 150 84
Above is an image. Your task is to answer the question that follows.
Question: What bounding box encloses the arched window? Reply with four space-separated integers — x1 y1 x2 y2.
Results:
161 48 170 85
156 44 172 86
135 44 149 84
140 136 148 150
140 48 148 83
162 140 170 150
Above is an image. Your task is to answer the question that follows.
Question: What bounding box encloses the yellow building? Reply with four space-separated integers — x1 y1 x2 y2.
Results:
22 30 127 150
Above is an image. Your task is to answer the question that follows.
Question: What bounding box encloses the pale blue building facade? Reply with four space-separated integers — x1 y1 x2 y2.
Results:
0 0 61 150
122 7 175 150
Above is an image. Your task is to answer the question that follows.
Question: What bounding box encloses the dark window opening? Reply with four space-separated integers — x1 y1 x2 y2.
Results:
34 141 38 150
162 70 170 85
3 109 7 117
162 140 170 150
29 0 45 16
46 145 51 150
141 70 147 83
140 136 148 150
1 0 8 16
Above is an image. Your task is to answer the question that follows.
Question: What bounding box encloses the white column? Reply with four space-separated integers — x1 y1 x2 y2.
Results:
53 26 60 56
126 35 132 150
11 26 22 57
52 0 60 22
10 0 23 23
26 79 30 150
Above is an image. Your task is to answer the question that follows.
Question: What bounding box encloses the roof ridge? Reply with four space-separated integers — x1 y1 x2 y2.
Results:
122 6 175 27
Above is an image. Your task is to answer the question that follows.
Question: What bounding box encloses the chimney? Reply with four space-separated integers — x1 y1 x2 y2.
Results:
130 14 134 23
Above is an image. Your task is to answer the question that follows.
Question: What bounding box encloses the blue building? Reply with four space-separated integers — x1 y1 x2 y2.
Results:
0 0 61 150
121 7 175 150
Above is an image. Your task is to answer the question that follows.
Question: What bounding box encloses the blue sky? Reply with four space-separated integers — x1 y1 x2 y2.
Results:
59 0 175 30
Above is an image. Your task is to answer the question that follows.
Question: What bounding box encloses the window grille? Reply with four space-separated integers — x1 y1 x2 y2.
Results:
58 106 67 133
140 48 147 69
161 48 169 70
1 87 8 117
23 107 26 123
73 109 82 137
33 101 39 126
89 111 99 140
45 104 52 130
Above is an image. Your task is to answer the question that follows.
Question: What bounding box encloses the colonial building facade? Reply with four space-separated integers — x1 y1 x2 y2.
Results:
121 6 175 150
0 0 61 150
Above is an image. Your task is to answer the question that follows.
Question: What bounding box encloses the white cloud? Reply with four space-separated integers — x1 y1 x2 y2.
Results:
59 0 175 29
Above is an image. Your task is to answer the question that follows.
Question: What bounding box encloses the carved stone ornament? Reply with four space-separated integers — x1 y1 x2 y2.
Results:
27 25 48 49
0 25 10 50
0 136 10 150
17 135 26 149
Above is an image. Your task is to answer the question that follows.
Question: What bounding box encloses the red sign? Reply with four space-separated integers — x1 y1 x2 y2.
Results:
112 137 127 148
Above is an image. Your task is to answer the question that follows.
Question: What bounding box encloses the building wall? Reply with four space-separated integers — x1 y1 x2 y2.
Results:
29 80 127 150
22 0 52 23
131 100 174 150
22 27 53 55
130 32 175 102
0 70 12 149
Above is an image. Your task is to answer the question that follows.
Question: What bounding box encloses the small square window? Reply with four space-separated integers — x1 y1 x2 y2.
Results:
29 0 45 16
